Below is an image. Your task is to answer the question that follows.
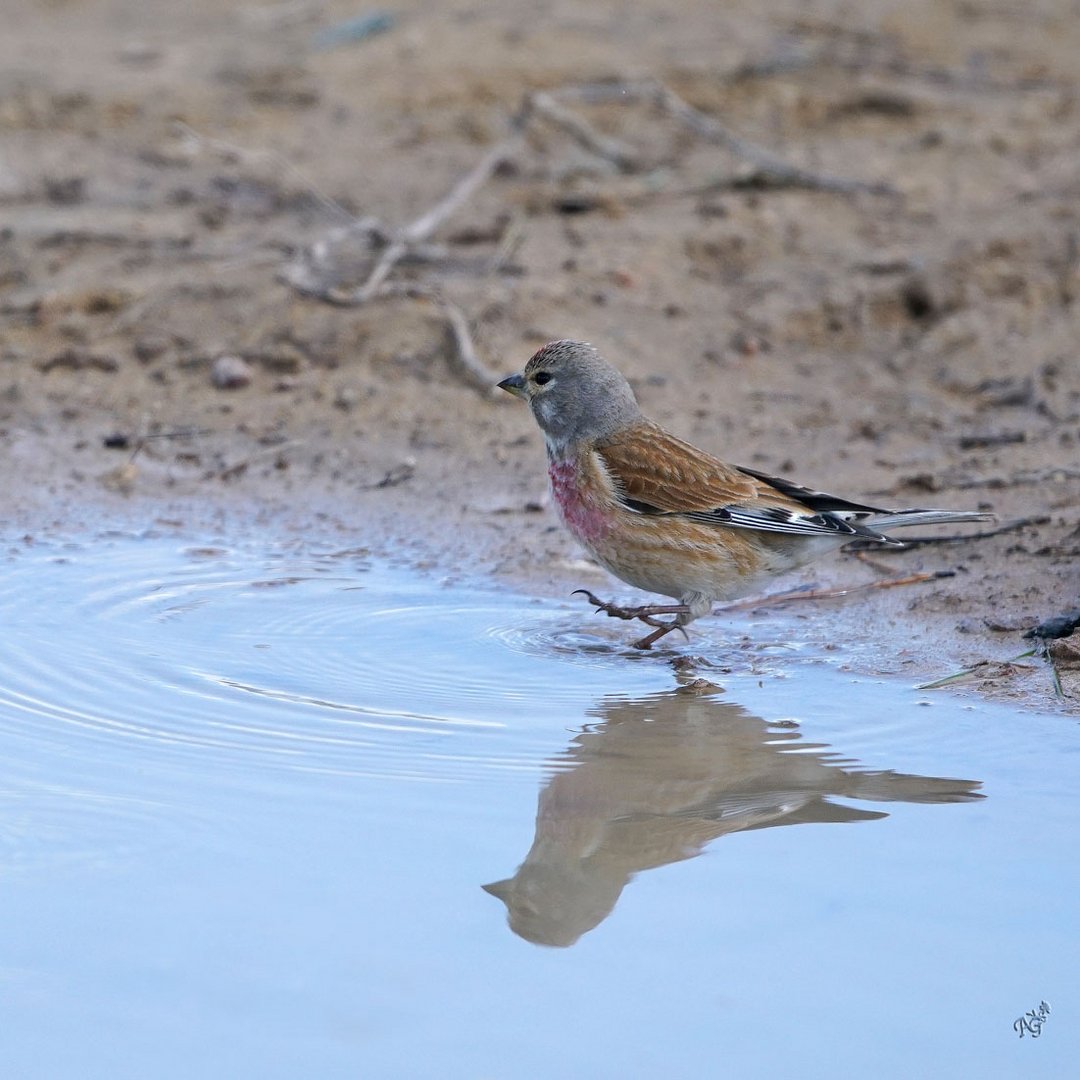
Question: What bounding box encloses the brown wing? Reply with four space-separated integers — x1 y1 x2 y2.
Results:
596 420 795 513
596 420 896 543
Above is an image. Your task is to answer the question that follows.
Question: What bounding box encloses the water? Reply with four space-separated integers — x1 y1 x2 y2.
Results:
0 531 1075 1078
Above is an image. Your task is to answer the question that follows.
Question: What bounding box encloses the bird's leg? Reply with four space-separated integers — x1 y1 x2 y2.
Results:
631 620 687 650
572 590 690 628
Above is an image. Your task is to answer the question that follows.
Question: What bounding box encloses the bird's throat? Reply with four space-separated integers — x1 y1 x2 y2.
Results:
547 456 611 545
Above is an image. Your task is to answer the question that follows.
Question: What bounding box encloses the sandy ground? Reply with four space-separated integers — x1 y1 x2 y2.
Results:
2 0 1078 706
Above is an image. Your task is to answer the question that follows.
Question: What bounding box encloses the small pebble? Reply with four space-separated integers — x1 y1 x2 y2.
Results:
211 354 253 390
334 386 358 411
134 335 170 363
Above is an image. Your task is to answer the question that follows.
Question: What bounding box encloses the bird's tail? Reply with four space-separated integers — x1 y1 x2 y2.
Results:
843 769 984 804
867 509 993 533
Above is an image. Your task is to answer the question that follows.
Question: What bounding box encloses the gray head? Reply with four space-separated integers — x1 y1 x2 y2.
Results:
497 340 641 449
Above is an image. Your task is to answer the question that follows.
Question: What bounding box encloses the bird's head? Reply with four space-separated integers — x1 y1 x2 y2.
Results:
498 340 641 450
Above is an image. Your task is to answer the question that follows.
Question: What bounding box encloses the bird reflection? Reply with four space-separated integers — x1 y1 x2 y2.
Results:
484 682 983 947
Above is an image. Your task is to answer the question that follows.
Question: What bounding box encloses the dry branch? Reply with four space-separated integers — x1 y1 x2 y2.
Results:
336 282 500 393
325 131 524 306
524 91 640 171
280 126 523 390
713 569 953 612
652 83 898 195
279 78 896 393
552 80 897 195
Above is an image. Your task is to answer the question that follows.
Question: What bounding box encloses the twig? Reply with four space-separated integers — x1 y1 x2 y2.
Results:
212 439 305 481
287 122 518 391
115 426 213 464
554 80 896 195
278 218 385 296
360 457 416 490
714 569 952 612
652 83 898 195
417 287 500 392
851 549 902 574
332 282 499 392
525 91 640 171
328 129 524 305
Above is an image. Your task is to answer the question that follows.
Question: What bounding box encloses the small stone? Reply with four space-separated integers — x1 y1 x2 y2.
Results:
211 354 253 389
1048 637 1080 669
731 330 762 357
333 386 358 411
134 335 170 363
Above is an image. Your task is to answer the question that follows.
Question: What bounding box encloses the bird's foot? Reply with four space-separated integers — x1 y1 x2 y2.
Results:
572 591 691 647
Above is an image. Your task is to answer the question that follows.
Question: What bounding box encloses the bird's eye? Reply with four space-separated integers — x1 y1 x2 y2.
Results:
533 371 552 386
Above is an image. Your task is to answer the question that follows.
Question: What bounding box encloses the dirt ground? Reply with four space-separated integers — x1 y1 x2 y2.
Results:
2 0 1078 705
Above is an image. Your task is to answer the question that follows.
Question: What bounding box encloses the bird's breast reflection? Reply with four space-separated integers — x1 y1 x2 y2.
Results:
483 683 983 948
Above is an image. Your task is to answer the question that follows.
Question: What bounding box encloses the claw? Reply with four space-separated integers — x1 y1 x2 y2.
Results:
572 589 659 624
571 589 691 635
571 588 614 616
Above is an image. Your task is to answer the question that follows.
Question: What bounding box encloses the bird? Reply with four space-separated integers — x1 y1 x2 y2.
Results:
498 339 991 649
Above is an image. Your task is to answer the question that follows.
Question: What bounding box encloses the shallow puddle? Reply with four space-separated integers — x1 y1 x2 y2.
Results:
0 531 1075 1076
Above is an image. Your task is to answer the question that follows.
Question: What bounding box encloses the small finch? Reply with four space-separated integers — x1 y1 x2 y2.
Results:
499 340 990 649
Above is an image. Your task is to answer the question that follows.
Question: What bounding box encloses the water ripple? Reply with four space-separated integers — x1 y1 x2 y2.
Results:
0 537 601 787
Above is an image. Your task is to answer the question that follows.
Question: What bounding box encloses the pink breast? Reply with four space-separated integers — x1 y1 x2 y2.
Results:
548 459 611 545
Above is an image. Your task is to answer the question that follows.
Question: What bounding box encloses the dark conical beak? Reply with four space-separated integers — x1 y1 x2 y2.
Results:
482 879 512 902
498 373 527 398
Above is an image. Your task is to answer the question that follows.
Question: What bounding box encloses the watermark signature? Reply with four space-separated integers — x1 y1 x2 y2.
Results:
1014 1001 1051 1038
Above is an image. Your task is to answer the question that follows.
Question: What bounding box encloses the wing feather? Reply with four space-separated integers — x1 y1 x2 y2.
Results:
596 421 764 512
596 421 895 543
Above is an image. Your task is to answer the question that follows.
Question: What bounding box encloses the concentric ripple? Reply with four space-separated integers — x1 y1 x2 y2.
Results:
0 535 668 790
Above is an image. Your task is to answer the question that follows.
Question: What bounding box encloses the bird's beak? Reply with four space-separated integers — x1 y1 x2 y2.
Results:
498 373 527 399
